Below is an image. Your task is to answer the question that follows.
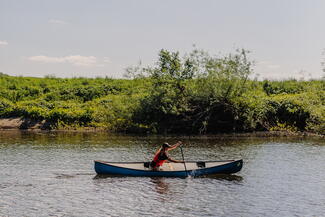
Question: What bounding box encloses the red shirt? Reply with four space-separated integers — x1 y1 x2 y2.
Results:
151 150 168 168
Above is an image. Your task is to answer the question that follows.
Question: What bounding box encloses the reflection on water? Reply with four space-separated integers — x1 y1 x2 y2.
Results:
151 178 170 196
94 174 243 199
0 130 325 217
202 174 243 181
94 173 243 183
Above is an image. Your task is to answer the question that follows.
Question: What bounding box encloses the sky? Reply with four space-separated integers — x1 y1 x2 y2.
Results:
1 0 325 80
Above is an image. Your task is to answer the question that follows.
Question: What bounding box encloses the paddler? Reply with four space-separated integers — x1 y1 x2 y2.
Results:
150 141 184 170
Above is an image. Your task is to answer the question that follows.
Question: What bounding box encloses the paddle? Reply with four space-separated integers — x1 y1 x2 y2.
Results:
179 145 188 177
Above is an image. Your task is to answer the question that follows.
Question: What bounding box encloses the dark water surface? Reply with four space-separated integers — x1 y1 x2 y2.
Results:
0 131 324 217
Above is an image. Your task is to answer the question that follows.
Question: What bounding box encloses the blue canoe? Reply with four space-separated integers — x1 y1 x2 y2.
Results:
94 159 243 177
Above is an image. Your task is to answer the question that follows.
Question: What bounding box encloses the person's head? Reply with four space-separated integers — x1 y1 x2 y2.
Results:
162 142 171 150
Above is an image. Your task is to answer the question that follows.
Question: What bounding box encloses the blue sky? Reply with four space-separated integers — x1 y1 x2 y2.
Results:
1 0 325 79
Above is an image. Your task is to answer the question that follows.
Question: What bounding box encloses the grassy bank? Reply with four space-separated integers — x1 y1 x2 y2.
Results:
0 49 324 135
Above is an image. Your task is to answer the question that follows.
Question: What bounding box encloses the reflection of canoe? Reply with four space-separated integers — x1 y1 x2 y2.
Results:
94 159 243 177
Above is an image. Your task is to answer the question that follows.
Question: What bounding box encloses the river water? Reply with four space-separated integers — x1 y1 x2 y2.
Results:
0 131 324 217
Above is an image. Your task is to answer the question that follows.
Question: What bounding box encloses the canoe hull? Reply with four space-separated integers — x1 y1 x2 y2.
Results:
94 159 243 177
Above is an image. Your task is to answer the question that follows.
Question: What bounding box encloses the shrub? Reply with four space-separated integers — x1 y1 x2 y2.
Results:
0 97 14 117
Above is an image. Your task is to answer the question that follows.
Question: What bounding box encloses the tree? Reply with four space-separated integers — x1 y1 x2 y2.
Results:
132 49 195 133
131 48 254 134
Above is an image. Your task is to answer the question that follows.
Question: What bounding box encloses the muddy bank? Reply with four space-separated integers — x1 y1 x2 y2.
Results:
0 118 105 131
0 118 50 130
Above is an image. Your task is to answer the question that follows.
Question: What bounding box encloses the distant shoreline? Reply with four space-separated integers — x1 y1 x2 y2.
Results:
0 118 322 137
1 74 324 135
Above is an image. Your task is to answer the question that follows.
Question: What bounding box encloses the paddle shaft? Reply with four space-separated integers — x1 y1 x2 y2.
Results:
179 145 188 176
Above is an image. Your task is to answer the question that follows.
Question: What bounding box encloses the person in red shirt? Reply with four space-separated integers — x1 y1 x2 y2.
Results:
150 141 184 170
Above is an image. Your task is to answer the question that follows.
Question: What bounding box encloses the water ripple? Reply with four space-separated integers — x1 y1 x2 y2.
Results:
0 132 325 216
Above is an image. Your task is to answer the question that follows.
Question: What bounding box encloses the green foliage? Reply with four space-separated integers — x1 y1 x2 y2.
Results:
263 80 306 95
0 75 150 129
188 49 253 133
263 85 325 134
232 86 270 131
131 49 255 133
0 49 324 135
131 49 196 133
0 97 14 116
48 103 93 127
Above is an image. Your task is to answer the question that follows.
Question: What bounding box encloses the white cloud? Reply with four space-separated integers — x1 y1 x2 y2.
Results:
0 40 8 46
103 57 111 63
28 55 98 67
65 55 97 66
48 19 68 25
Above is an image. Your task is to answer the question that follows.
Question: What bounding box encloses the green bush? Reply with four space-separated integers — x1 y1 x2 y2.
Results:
0 49 323 135
0 97 14 117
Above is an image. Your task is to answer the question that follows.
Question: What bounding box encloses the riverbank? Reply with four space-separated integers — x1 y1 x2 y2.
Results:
0 118 323 138
1 50 324 135
0 118 99 131
0 118 46 130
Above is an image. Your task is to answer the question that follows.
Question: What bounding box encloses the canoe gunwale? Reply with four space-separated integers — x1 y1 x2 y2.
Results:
94 160 237 164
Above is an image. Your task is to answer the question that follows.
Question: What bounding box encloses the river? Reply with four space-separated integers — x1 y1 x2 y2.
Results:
0 131 324 217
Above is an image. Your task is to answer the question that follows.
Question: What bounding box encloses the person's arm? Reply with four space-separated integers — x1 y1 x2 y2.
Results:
167 157 184 163
153 147 162 156
167 141 182 151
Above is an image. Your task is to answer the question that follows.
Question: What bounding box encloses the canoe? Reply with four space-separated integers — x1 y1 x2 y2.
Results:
94 159 243 177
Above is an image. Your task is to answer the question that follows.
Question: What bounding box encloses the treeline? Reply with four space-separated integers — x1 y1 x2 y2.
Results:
0 49 324 135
